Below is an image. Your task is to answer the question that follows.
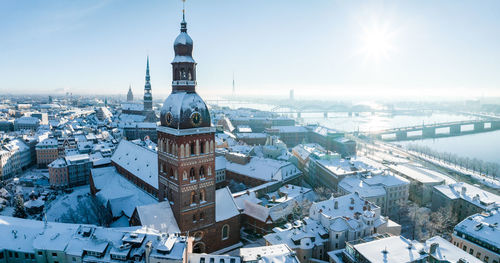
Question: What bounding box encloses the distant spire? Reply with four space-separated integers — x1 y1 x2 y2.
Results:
232 72 235 95
146 56 150 77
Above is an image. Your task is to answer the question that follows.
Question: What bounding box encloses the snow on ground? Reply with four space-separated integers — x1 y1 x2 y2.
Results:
410 150 500 189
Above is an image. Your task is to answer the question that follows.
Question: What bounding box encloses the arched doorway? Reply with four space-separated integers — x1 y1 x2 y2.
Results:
193 242 205 253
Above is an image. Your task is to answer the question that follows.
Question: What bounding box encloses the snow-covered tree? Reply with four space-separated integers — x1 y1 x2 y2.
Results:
12 195 27 219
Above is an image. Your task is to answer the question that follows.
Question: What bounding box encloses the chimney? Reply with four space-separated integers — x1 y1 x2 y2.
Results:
461 186 467 196
334 201 338 209
430 243 439 254
350 197 355 204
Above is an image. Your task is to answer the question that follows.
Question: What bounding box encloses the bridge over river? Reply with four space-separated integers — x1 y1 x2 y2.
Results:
368 119 500 141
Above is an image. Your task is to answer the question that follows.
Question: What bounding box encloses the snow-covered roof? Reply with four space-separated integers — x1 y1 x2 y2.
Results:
134 201 180 234
65 154 90 164
36 138 58 148
339 177 386 198
388 163 452 184
216 187 240 222
425 236 482 263
351 235 426 263
121 103 144 111
15 116 40 124
91 167 157 218
434 182 500 209
454 207 500 250
264 217 328 251
226 156 301 182
239 244 299 263
111 139 158 190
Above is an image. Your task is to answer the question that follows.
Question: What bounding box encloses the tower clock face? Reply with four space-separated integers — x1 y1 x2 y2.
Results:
191 112 202 126
166 112 173 125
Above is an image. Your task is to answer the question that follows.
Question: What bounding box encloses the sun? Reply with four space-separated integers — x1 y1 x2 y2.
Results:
358 22 397 62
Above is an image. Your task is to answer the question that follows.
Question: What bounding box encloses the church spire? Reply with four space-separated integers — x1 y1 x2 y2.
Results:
181 0 187 32
143 56 152 110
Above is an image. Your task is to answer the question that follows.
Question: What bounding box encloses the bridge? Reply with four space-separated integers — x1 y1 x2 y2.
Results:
368 119 500 141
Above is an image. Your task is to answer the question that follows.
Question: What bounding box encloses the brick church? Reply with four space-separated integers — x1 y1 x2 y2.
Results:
154 9 240 253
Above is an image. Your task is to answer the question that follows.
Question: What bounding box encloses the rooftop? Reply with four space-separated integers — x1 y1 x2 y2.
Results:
454 207 500 250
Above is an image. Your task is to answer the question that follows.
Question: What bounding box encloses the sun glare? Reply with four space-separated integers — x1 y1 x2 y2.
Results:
358 22 397 62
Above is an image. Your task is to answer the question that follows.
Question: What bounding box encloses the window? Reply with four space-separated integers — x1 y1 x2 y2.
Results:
25 254 29 259
190 168 196 181
193 214 196 222
200 141 205 154
31 254 35 259
199 166 205 179
190 143 195 156
191 191 196 204
52 252 57 257
469 248 474 255
222 224 229 240
38 251 43 255
200 212 204 220
183 171 187 180
0 252 3 259
199 189 206 202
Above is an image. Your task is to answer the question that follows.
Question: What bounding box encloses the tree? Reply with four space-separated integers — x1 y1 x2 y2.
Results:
12 195 27 218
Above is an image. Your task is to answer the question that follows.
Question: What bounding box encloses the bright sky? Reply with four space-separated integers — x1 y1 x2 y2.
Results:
1 0 500 100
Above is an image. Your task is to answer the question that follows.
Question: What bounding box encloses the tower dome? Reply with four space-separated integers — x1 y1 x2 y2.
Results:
173 18 193 57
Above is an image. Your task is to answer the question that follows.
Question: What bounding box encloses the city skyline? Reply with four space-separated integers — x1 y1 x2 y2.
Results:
1 0 500 99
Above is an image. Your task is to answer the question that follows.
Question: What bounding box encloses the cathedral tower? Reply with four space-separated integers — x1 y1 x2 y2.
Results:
157 7 216 251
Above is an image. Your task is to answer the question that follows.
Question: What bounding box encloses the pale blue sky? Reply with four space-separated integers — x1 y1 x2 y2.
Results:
1 0 500 100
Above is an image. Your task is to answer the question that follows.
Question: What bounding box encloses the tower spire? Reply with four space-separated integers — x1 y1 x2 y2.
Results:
143 56 152 111
181 0 187 32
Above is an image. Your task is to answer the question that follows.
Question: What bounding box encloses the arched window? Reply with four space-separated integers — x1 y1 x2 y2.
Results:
200 141 205 154
191 191 196 204
174 170 178 180
183 171 187 181
199 189 205 202
200 212 204 220
190 143 195 156
192 214 196 222
170 168 173 178
210 140 214 153
188 69 192 80
190 168 195 181
199 166 205 179
207 166 212 176
222 224 229 240
185 143 190 156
